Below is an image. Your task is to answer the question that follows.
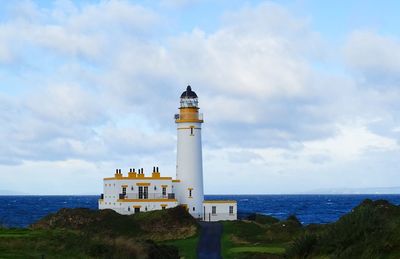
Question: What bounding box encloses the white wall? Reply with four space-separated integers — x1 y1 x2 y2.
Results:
203 202 237 222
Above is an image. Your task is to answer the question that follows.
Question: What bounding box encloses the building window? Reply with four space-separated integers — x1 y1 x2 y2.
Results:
122 187 126 196
144 186 148 199
190 127 194 136
189 189 192 197
229 206 234 214
212 206 216 215
131 186 134 191
138 186 143 199
162 187 166 197
128 207 130 211
193 207 195 211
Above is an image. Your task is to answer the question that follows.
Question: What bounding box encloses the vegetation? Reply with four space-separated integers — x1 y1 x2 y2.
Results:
0 206 198 258
222 199 400 259
163 234 199 259
221 214 301 258
2 199 400 258
287 199 400 258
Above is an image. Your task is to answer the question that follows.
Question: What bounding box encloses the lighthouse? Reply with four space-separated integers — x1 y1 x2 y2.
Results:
99 85 237 221
175 86 204 218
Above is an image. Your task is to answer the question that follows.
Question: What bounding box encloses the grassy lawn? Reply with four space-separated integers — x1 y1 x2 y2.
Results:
221 221 288 258
163 234 199 259
230 245 286 254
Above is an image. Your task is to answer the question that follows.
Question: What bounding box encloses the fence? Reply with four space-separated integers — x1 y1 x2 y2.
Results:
201 213 237 222
117 193 175 200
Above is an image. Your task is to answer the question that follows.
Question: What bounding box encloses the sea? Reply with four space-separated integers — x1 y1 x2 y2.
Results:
1 194 400 228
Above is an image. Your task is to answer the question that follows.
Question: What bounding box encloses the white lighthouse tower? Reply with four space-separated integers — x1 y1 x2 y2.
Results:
175 86 204 218
99 85 237 221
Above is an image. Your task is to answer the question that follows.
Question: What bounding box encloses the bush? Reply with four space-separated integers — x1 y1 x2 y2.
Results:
246 213 280 225
286 233 317 258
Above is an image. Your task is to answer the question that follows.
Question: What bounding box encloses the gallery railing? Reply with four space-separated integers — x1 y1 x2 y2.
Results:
118 193 175 200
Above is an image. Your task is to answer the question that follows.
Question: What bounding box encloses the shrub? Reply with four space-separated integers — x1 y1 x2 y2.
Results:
286 233 317 258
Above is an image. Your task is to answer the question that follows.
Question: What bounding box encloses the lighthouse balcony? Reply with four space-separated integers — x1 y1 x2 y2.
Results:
118 193 175 200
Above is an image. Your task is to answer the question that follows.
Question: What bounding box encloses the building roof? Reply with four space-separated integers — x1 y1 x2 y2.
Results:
180 85 198 98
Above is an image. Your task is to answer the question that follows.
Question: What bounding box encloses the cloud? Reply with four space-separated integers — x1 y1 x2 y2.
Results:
0 1 399 193
344 30 400 84
0 1 159 61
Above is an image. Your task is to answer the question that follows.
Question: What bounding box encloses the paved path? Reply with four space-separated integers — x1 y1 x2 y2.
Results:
197 222 223 259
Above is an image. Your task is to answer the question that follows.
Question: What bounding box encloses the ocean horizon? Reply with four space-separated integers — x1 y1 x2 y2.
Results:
1 194 400 228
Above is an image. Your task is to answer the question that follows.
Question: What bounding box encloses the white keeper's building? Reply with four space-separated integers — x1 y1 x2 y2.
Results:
98 86 237 221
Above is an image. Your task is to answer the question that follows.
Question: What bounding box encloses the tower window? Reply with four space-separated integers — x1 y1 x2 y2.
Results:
189 189 192 197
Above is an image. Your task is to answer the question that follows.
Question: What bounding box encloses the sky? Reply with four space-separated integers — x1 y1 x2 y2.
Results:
0 0 400 195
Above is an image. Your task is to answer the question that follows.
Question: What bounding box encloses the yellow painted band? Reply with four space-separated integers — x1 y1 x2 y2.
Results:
136 183 150 186
175 119 204 123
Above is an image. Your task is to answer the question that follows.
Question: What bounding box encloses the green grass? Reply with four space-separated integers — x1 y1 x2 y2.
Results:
229 245 285 254
164 234 199 259
220 219 297 258
0 228 47 238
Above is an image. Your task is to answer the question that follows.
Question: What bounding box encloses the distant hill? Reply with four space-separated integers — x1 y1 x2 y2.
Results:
0 189 29 195
305 186 400 194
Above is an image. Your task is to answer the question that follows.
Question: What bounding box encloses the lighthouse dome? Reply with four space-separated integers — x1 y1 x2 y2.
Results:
180 85 198 98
